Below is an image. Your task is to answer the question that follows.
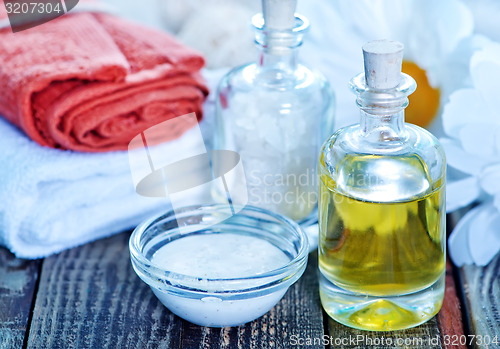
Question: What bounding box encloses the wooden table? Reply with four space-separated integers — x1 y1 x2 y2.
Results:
0 213 498 349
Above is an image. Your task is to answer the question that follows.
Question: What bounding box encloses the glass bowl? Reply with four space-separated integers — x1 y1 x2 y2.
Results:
129 204 309 327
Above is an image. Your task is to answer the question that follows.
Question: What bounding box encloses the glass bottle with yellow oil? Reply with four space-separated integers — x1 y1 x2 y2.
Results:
318 40 446 331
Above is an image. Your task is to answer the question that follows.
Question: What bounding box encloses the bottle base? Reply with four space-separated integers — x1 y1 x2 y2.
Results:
319 272 445 331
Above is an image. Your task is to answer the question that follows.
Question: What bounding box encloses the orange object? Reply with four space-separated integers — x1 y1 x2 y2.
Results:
0 11 208 152
402 61 441 128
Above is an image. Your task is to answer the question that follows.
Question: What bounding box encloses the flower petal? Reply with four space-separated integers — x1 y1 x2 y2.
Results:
298 0 473 130
479 163 500 195
465 0 500 41
446 176 481 212
406 0 473 86
442 88 490 136
470 41 500 109
493 194 500 213
299 0 364 129
448 205 478 266
438 35 491 98
458 123 500 158
329 0 408 41
440 138 490 175
467 204 500 265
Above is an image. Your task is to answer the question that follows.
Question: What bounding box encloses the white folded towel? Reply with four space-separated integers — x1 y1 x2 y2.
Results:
0 117 205 259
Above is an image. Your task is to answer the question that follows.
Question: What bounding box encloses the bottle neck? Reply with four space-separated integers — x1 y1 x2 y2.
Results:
350 72 417 142
257 44 298 73
252 13 308 74
360 109 406 140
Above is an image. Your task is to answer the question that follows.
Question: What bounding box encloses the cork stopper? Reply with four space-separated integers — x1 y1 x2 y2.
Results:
262 0 297 30
363 40 404 89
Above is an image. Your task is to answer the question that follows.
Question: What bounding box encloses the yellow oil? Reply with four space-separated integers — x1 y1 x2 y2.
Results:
318 155 446 331
322 296 444 331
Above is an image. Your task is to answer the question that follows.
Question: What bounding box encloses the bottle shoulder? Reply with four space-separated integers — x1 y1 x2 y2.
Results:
320 123 446 202
322 123 445 159
216 62 335 127
218 62 330 93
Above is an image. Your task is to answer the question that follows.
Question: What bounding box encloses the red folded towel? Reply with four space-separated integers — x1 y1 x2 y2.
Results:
0 9 208 152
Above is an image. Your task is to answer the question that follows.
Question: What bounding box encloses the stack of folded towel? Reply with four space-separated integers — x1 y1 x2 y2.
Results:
0 10 208 152
0 7 209 258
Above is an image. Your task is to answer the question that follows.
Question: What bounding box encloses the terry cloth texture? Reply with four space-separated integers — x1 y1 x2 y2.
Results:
0 117 209 259
0 10 208 152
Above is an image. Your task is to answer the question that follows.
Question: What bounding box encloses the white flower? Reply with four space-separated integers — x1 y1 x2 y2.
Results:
461 0 500 42
298 0 474 132
442 38 500 266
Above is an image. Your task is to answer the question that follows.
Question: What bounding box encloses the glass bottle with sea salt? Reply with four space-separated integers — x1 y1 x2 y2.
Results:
318 41 446 331
214 0 335 223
